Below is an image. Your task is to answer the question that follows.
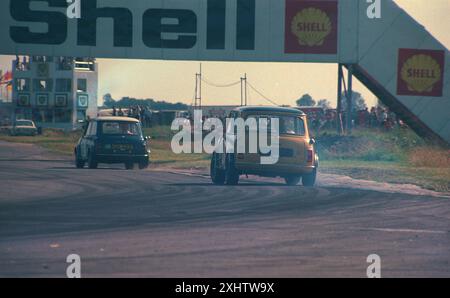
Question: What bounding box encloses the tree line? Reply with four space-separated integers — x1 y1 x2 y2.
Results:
102 93 189 111
296 92 368 111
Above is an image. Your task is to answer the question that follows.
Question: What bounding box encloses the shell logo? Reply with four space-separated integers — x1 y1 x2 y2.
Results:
18 95 29 106
400 54 442 93
37 96 46 105
291 8 332 47
56 96 67 107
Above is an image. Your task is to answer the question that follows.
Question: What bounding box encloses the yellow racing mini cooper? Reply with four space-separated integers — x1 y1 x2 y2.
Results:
210 106 318 186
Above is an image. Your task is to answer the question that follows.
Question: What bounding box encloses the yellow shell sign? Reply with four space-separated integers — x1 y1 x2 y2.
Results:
291 8 332 47
285 0 338 54
401 54 441 93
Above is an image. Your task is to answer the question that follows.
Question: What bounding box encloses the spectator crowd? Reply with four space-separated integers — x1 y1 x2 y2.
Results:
306 106 406 134
111 105 153 127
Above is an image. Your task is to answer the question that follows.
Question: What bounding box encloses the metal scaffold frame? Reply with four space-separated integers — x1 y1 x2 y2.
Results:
337 64 354 135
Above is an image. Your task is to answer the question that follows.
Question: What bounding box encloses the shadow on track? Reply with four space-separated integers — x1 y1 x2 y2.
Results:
168 182 294 187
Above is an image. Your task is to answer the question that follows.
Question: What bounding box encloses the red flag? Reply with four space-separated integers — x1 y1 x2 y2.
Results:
4 71 12 81
0 71 12 85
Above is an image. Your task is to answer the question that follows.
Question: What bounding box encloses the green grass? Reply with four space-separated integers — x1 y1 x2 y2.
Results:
316 127 426 163
143 125 210 168
150 139 210 169
320 159 450 193
0 130 81 156
143 126 173 141
315 128 449 192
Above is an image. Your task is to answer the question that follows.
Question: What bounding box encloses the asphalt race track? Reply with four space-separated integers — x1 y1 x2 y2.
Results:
0 141 449 277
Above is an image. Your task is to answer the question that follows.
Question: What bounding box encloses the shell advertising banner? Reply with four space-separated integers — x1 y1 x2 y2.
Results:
397 49 445 97
285 0 338 54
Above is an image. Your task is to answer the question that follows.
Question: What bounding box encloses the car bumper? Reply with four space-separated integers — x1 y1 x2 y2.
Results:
95 153 150 164
236 162 316 177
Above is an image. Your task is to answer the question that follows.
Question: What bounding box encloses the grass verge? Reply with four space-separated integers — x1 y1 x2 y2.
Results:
0 129 81 156
320 160 449 193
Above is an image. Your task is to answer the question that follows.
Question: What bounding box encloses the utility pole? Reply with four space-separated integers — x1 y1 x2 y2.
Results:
0 70 3 100
244 73 248 106
240 73 247 106
195 63 202 109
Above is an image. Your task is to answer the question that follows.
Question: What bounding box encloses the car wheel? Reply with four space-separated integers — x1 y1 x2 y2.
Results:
210 153 225 185
87 151 98 169
284 175 301 186
125 162 134 170
138 161 149 170
302 168 317 187
225 154 239 185
75 151 85 169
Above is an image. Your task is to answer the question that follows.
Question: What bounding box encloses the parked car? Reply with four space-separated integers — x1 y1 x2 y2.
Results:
210 106 318 186
74 117 150 170
9 119 38 136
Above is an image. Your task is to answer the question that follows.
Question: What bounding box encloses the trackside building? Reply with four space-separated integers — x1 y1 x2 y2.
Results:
11 56 98 130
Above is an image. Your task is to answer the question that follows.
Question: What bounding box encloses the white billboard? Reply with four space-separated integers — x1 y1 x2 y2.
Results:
0 0 357 63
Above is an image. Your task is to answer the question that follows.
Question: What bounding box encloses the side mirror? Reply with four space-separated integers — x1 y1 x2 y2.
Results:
309 138 316 145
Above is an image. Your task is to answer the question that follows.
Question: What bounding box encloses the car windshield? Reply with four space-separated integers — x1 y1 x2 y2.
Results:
245 115 306 136
101 121 142 136
15 120 33 127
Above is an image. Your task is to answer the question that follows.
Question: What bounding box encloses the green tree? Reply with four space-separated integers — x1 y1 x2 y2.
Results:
102 93 114 107
317 99 332 109
104 96 189 111
296 94 316 107
341 91 367 111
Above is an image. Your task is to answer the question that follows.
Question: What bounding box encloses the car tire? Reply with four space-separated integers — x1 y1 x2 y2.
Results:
75 151 85 169
138 161 149 170
284 176 301 186
125 162 134 170
225 154 239 185
302 168 317 187
87 151 98 169
210 153 225 185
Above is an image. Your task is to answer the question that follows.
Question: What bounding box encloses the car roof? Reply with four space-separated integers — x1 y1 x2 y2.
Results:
94 116 140 123
234 106 306 116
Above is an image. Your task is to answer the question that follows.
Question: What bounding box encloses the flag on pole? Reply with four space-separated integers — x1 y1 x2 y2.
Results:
0 70 12 85
0 70 13 101
0 70 3 99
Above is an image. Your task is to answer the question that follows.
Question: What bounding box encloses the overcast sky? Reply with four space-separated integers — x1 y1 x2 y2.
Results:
1 0 449 107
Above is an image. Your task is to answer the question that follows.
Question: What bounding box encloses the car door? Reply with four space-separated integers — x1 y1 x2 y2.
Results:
79 123 89 160
80 121 95 159
86 121 98 158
